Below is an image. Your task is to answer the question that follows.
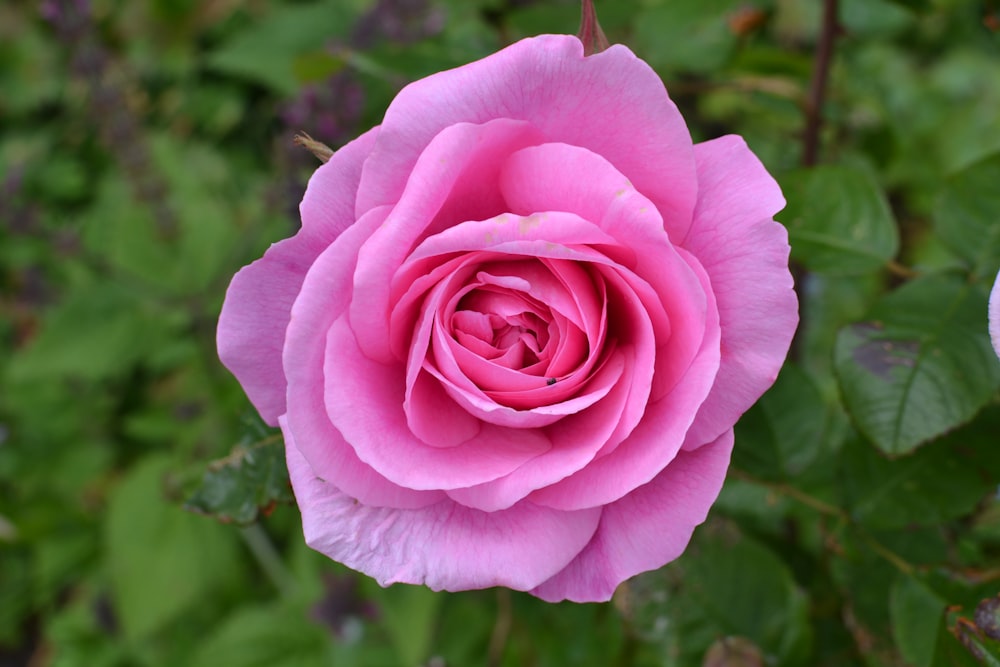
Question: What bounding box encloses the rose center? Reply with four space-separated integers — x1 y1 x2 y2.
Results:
452 290 551 372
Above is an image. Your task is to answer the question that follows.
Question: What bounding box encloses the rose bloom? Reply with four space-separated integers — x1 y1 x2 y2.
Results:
218 35 797 602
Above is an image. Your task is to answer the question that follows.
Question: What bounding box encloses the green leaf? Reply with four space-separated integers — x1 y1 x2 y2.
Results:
292 50 347 84
188 604 330 667
829 527 899 667
834 274 1000 455
106 455 241 640
733 362 829 480
880 0 929 9
838 433 989 530
5 284 184 383
889 573 945 667
632 0 743 74
184 435 292 526
81 136 244 297
944 608 1000 667
778 165 900 274
678 532 812 664
935 629 993 667
206 3 354 95
934 152 1000 278
0 548 31 645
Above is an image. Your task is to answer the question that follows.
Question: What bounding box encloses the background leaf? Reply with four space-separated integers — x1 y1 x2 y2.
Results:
837 432 990 530
106 455 242 640
778 165 900 275
934 152 1000 279
834 274 1000 455
889 573 945 667
188 603 330 667
732 362 830 480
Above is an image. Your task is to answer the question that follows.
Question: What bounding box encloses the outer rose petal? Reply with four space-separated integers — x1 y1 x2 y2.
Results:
531 429 734 603
285 432 603 592
217 129 378 425
680 135 798 448
284 205 443 509
990 270 1000 359
356 35 697 240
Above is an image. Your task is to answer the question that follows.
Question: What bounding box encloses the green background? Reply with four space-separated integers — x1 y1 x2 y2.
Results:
2 0 1000 664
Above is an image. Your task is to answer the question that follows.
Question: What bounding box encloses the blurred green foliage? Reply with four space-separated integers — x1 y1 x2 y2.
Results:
1 0 999 665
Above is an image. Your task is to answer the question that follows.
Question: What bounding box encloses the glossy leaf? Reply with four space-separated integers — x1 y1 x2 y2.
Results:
834 274 1000 455
837 432 989 530
778 165 899 274
677 532 812 665
934 152 1000 278
732 362 829 480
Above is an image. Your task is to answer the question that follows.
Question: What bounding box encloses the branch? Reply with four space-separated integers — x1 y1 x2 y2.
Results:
802 0 840 166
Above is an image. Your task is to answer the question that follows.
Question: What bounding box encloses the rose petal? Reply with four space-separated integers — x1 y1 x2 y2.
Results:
444 349 632 512
286 438 602 592
216 128 378 425
350 119 543 363
989 269 1000 359
527 282 721 511
283 205 441 509
530 429 735 603
680 135 798 449
324 315 554 490
357 35 697 239
501 142 709 402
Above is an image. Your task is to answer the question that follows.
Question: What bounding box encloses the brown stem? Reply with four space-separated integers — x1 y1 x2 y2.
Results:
885 259 919 280
802 0 840 167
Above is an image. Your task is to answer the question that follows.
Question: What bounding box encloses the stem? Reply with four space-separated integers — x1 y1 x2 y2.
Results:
802 0 840 166
732 469 848 519
488 588 512 667
862 533 915 575
240 523 297 598
732 470 919 575
886 259 920 280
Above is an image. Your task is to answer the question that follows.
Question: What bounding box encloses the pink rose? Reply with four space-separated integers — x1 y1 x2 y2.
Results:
218 35 797 602
991 270 1000 359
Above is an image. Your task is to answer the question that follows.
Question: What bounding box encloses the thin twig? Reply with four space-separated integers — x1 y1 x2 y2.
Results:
488 588 512 667
802 0 840 166
240 523 298 597
861 533 915 576
733 470 922 576
731 469 849 519
885 259 920 280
